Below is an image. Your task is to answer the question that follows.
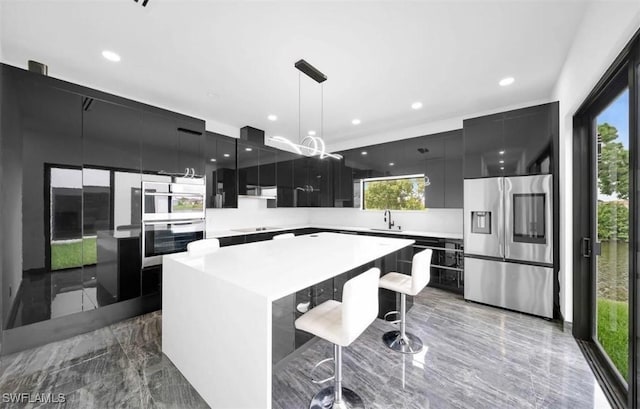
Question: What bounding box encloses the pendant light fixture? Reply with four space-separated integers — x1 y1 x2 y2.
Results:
268 59 342 160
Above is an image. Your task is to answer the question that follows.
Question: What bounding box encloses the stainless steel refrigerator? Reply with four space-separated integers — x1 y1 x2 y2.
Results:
463 175 553 318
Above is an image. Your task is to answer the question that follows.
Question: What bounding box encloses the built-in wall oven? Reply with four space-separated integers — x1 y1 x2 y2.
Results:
463 174 553 318
142 177 205 267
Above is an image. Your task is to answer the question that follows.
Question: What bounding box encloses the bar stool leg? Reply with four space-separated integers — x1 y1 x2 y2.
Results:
382 293 424 354
309 345 364 409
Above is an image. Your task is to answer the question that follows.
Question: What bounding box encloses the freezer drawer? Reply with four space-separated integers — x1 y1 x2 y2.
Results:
464 257 553 318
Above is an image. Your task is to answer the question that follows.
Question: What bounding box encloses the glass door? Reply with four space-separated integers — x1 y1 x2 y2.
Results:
594 85 630 384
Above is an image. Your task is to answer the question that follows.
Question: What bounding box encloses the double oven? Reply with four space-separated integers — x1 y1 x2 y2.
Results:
142 177 205 267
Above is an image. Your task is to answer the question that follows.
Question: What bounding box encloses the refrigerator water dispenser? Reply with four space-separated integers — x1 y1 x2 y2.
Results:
471 211 491 234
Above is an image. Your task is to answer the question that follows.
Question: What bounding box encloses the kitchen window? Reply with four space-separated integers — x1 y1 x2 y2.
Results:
361 174 426 210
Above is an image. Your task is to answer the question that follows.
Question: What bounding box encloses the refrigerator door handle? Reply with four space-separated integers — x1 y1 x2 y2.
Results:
498 178 505 259
502 177 513 259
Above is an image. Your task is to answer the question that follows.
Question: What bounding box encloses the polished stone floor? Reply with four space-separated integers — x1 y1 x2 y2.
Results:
273 288 612 409
0 288 611 408
0 311 208 408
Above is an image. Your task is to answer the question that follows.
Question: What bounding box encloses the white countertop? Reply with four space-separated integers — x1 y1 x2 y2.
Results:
206 224 462 240
166 232 415 301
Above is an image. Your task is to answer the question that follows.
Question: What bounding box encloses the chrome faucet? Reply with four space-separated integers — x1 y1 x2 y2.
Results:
383 209 395 230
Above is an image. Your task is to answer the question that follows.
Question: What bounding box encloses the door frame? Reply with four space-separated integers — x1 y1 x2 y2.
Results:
573 32 640 409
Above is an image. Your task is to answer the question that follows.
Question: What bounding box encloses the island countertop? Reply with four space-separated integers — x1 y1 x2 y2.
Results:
165 232 415 301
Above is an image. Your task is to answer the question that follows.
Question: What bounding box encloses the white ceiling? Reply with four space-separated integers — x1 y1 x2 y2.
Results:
1 0 589 149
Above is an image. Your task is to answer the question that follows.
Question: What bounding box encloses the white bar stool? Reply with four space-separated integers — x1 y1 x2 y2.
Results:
295 267 381 409
272 233 295 240
186 238 220 256
378 248 432 354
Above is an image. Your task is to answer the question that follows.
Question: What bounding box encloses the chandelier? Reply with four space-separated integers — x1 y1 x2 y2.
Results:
268 59 342 160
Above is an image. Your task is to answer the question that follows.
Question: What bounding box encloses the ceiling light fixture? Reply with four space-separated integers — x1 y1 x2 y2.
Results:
245 147 253 152
102 50 121 62
268 114 278 121
210 158 217 162
352 119 361 125
361 151 367 155
499 150 505 155
223 153 230 158
499 77 515 87
268 59 342 160
411 102 423 110
499 160 504 164
500 166 505 170
389 162 395 166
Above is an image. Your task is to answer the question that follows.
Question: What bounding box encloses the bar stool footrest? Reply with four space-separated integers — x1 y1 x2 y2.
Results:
310 386 364 409
310 357 335 384
383 310 401 325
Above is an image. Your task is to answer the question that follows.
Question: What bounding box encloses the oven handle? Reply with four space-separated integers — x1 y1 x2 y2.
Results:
143 220 205 226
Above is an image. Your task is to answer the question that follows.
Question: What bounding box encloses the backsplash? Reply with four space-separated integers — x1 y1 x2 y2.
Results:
308 208 463 234
206 197 462 234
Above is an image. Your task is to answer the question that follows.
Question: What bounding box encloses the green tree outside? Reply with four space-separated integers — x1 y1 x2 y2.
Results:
364 177 425 210
597 201 629 241
598 123 629 200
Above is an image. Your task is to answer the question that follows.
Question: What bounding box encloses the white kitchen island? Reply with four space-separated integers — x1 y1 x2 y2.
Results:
162 232 414 409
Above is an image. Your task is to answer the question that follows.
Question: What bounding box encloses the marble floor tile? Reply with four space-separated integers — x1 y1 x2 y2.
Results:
0 287 612 409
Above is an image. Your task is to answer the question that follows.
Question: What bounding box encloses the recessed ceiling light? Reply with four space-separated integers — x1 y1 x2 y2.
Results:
223 153 230 157
361 151 367 155
411 101 423 110
102 50 121 62
499 160 504 164
210 158 217 162
245 147 253 152
352 119 361 125
499 77 515 87
500 166 505 170
499 150 505 155
389 162 395 166
308 130 316 136
268 114 278 121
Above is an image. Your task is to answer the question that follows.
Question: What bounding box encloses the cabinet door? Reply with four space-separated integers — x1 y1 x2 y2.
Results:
205 132 237 208
83 99 142 171
503 105 552 176
424 137 445 208
444 131 464 208
19 80 85 325
140 111 179 175
277 152 297 207
259 147 277 190
177 121 204 177
237 142 259 195
463 115 504 178
293 157 309 207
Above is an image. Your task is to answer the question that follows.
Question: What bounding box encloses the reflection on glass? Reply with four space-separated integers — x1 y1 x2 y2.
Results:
595 87 629 381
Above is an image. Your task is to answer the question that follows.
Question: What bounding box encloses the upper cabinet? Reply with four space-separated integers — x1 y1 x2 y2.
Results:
337 129 464 209
204 132 237 208
238 141 278 198
463 102 558 178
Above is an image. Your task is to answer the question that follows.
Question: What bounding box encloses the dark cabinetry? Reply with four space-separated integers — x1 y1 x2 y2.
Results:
337 129 464 208
140 112 204 176
238 141 278 198
292 157 334 207
463 102 558 178
205 132 237 208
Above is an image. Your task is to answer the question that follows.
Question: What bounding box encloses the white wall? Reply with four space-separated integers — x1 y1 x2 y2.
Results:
552 1 640 323
206 198 310 232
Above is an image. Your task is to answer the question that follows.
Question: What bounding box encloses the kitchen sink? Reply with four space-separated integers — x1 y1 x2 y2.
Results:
369 228 403 233
231 226 279 233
